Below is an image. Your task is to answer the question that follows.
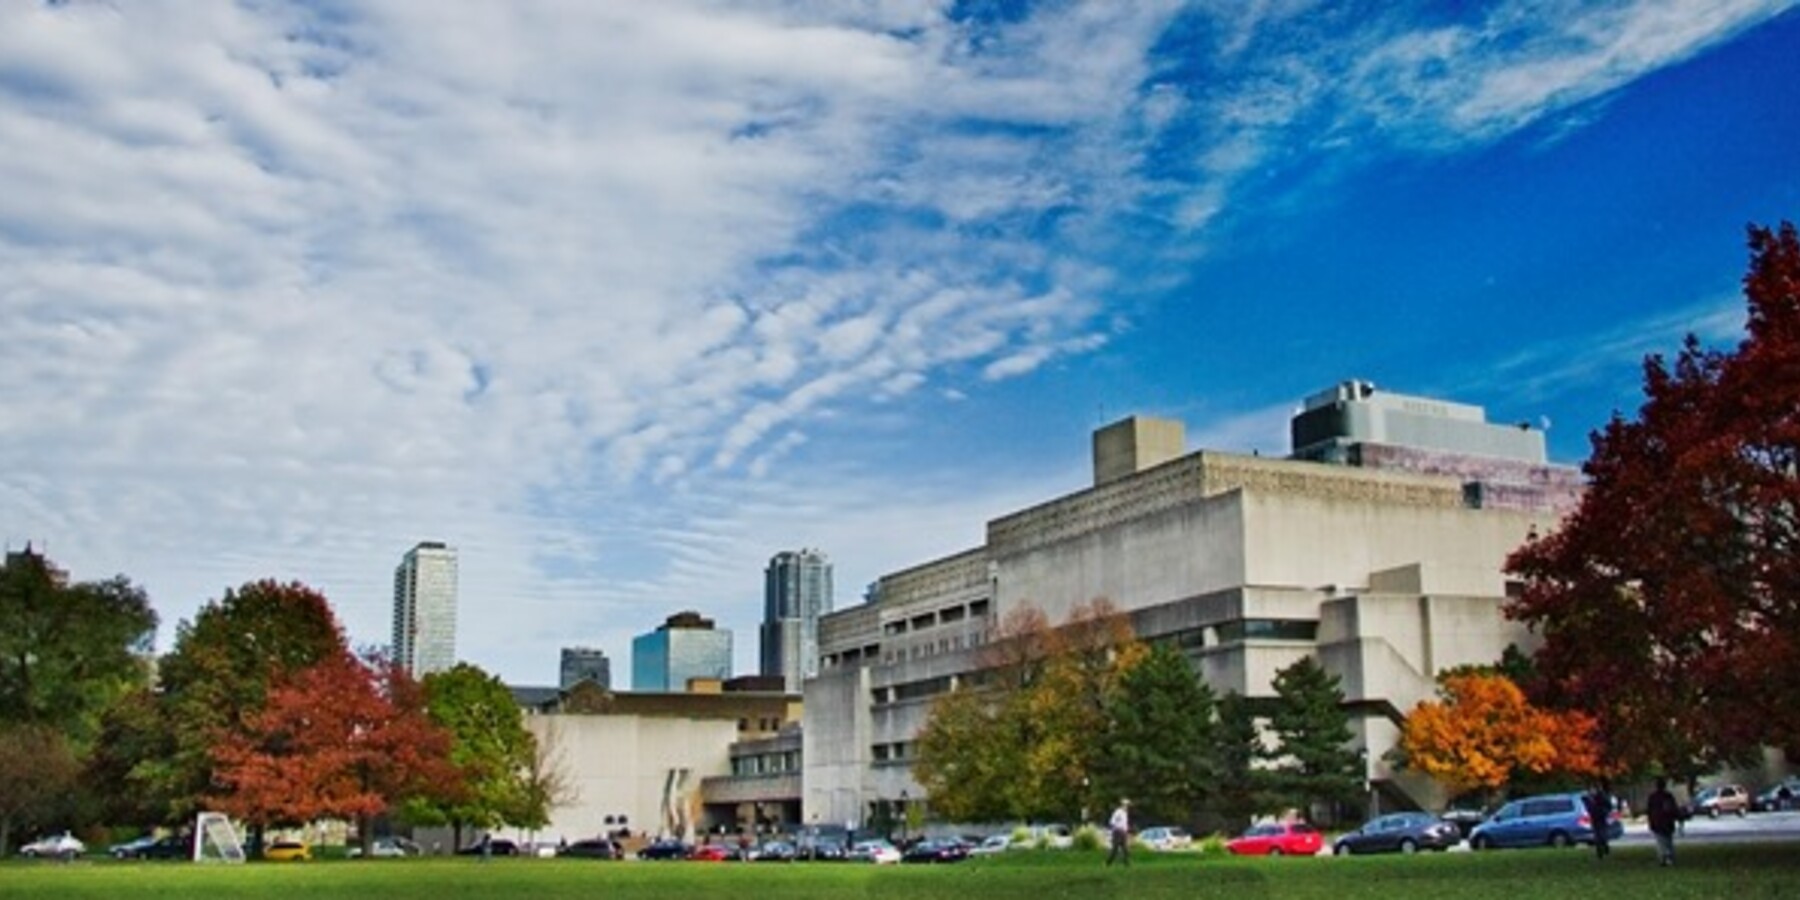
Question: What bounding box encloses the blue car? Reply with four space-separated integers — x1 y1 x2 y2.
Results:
1469 793 1622 850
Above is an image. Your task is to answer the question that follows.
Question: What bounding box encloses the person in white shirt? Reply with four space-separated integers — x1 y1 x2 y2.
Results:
1106 798 1131 867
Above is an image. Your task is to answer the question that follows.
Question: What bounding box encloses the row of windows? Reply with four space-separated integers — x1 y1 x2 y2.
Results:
821 642 881 671
736 716 784 732
872 741 914 762
883 629 988 664
881 599 992 636
1154 619 1319 653
731 750 801 776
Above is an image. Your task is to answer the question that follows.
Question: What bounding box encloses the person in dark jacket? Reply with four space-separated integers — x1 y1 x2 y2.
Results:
1582 780 1613 859
1646 777 1683 866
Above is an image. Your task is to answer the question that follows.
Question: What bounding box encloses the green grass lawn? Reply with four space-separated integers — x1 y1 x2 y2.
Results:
4 843 1798 899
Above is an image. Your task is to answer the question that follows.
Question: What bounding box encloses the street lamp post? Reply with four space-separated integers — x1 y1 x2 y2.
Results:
899 790 910 844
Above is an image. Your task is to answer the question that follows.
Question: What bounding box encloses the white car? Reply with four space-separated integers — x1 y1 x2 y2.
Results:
848 839 902 864
347 836 420 858
1137 826 1193 852
22 832 85 859
969 834 1012 856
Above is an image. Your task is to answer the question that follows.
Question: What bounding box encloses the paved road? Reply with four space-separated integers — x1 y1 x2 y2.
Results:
1617 809 1800 845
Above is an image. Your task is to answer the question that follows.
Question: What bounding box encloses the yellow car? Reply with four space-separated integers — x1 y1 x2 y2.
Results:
264 841 311 861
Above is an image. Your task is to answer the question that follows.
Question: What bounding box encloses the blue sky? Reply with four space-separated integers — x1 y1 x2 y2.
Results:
2 0 1796 685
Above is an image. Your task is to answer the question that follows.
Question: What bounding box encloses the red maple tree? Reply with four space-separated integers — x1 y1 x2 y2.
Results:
1507 222 1800 777
208 650 462 851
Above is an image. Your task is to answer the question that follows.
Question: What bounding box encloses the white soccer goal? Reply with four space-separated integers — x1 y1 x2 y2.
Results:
193 812 247 864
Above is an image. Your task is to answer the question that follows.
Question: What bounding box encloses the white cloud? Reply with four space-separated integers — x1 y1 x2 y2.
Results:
0 0 1782 681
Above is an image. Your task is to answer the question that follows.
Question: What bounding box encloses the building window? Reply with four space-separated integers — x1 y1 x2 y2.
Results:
1214 619 1318 643
738 718 749 731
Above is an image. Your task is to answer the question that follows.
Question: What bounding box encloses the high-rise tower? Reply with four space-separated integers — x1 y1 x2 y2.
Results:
632 611 732 692
760 549 833 692
560 646 612 690
392 541 458 677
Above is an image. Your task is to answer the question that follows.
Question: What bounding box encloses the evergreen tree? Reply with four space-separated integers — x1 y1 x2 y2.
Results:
1265 656 1363 820
1211 691 1266 832
1098 642 1215 827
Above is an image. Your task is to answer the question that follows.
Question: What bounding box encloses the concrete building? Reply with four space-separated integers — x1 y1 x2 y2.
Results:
803 382 1581 827
632 611 733 692
560 646 612 690
761 549 834 692
391 541 458 677
507 682 801 843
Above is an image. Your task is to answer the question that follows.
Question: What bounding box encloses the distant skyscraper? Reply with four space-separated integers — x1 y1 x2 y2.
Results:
392 541 458 677
760 549 833 692
632 611 732 692
560 646 612 690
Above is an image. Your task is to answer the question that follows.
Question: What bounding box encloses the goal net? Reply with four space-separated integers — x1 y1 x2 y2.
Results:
193 812 247 864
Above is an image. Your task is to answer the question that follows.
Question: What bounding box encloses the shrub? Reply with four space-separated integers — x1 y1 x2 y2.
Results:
1072 825 1103 851
1197 832 1228 854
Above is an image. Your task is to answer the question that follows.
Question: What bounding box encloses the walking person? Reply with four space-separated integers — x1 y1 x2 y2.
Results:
1106 798 1131 867
1583 779 1613 859
1646 777 1682 867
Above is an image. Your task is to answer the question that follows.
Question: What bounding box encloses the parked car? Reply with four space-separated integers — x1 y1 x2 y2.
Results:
123 834 195 861
1469 792 1622 850
456 838 520 857
688 843 731 862
1438 807 1489 840
347 836 421 858
636 839 691 861
968 834 1012 856
753 840 798 862
263 841 311 862
1225 822 1322 856
1137 826 1194 852
901 838 969 864
847 839 902 864
107 835 159 859
20 832 85 860
1691 784 1750 818
558 838 623 860
1751 780 1800 812
1333 812 1462 855
797 839 847 861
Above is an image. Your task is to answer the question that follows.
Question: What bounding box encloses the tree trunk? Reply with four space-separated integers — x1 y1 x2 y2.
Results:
356 814 373 859
453 820 465 853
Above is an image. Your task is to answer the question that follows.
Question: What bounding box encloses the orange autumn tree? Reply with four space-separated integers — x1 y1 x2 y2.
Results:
209 650 462 856
1399 672 1600 804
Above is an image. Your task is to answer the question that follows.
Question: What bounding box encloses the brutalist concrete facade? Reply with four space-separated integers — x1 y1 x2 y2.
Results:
804 394 1577 826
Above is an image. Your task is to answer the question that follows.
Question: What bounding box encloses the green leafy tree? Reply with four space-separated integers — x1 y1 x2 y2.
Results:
1264 657 1362 820
0 724 80 856
913 601 1143 825
410 663 540 847
1097 642 1215 828
0 549 157 744
146 580 348 823
83 687 174 827
1211 691 1267 832
1508 222 1800 771
913 681 1021 823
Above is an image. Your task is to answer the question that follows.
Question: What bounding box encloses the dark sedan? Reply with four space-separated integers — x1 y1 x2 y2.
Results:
1333 812 1462 855
637 839 691 861
455 838 519 856
901 838 969 864
560 838 623 860
124 834 196 861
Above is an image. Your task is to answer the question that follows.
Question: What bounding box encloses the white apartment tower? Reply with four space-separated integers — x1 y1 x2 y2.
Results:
392 541 459 677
